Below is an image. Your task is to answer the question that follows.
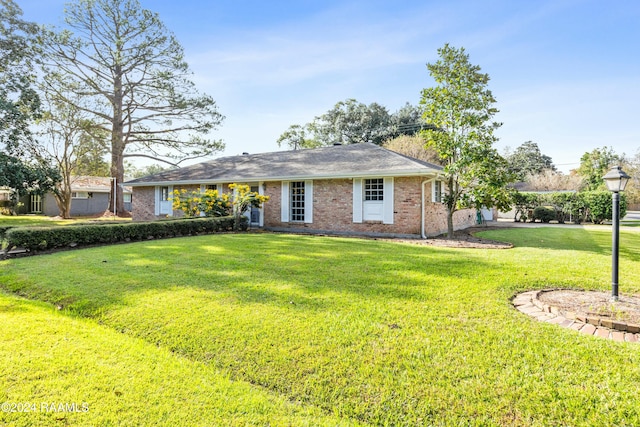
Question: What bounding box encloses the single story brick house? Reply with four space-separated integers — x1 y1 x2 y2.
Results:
125 143 477 238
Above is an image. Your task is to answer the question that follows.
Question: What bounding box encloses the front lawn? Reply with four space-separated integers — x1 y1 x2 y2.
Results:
0 293 349 427
1 228 640 425
0 214 131 228
0 214 69 228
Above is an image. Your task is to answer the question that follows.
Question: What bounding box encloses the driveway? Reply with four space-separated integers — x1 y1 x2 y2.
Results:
624 211 640 221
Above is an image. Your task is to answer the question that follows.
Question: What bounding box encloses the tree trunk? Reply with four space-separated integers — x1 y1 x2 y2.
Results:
54 175 72 219
54 194 71 219
446 176 455 238
446 208 454 239
109 68 126 216
109 146 125 216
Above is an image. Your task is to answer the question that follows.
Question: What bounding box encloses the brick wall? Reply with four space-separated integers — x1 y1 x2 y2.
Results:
132 187 156 221
133 184 224 221
422 202 477 236
263 177 473 237
134 179 478 237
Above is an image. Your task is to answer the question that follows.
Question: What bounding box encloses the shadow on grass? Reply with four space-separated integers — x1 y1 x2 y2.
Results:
0 233 494 316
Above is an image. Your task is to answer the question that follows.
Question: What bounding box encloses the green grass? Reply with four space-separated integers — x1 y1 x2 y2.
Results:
0 214 131 228
0 292 350 427
0 214 70 228
1 228 640 425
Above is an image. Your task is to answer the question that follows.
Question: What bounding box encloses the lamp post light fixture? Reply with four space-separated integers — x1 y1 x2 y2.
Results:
603 165 631 302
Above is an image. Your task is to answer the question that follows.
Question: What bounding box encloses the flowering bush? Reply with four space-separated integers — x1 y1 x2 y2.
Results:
172 189 231 218
228 184 270 230
172 184 269 230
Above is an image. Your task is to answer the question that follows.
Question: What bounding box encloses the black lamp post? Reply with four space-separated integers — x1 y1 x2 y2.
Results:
602 165 631 302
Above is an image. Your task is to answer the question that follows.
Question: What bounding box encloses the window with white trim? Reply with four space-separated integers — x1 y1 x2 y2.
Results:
432 181 443 203
290 181 305 222
364 178 384 201
72 191 89 199
123 193 132 203
30 195 42 213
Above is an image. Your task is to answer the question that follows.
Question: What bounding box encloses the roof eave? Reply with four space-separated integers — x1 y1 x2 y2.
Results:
125 169 443 187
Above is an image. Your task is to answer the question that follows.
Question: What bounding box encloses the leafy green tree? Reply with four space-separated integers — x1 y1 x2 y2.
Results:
74 133 110 177
0 0 41 151
0 153 60 212
387 103 434 139
41 0 225 215
577 147 622 191
26 90 109 218
127 163 172 179
623 149 640 206
311 99 391 145
420 44 514 238
0 2 61 213
277 99 432 149
506 141 555 180
276 124 322 150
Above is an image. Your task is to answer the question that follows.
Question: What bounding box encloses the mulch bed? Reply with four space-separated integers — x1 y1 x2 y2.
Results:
538 289 640 326
385 226 513 249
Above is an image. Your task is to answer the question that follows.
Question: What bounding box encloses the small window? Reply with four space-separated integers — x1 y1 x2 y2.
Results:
160 186 170 201
123 193 132 203
290 181 305 222
364 178 384 201
72 191 89 199
433 181 443 203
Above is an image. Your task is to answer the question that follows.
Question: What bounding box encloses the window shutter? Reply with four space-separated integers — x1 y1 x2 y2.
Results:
154 186 160 216
353 179 363 223
305 180 313 223
383 177 394 224
281 181 289 222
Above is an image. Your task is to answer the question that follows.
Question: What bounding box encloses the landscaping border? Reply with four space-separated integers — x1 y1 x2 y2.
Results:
513 289 640 343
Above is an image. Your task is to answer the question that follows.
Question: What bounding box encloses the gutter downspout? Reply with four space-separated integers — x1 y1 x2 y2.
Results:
421 177 436 239
112 177 117 217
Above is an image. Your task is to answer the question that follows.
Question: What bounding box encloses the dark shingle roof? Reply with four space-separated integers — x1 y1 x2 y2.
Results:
125 143 442 186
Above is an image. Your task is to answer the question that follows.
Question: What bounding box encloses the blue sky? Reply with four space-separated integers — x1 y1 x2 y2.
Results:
18 0 640 173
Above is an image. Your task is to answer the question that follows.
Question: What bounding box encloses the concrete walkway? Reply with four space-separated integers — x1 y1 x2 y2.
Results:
489 211 640 231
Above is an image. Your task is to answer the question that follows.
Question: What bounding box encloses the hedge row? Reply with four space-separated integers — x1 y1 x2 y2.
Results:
513 191 627 224
0 226 12 242
4 216 245 253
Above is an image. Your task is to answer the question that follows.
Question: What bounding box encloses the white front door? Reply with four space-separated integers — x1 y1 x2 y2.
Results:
157 186 173 216
363 178 384 221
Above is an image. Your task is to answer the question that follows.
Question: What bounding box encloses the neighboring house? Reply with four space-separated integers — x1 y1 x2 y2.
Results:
18 176 133 217
125 143 478 238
